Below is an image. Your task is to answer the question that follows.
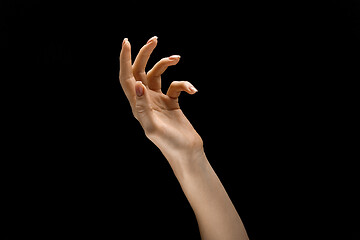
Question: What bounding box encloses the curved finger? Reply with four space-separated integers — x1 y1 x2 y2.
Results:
147 55 181 91
166 81 198 99
132 36 158 85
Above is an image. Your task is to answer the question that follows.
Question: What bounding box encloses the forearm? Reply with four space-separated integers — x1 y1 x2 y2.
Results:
168 151 249 240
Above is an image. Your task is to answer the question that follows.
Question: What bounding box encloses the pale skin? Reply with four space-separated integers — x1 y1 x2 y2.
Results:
119 36 249 240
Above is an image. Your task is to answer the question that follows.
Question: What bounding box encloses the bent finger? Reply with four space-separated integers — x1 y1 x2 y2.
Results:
166 81 198 99
147 55 181 91
132 36 158 85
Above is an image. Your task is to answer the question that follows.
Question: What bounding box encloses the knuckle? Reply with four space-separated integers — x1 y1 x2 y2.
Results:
132 70 145 81
170 81 181 86
169 81 189 90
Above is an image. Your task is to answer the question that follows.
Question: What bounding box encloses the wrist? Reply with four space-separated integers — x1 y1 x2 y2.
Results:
146 130 206 177
166 147 208 180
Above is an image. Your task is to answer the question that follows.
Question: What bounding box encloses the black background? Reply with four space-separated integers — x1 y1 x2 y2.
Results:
1 1 359 239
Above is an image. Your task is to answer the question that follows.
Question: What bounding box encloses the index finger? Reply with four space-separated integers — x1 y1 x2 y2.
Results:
119 38 133 81
119 38 136 105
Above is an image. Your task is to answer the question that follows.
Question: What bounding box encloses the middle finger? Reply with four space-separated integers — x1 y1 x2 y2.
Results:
132 36 158 85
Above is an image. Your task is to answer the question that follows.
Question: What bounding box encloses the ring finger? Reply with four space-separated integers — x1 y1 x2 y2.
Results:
147 55 181 91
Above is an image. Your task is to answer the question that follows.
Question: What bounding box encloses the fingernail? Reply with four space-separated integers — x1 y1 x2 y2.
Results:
146 36 158 44
122 38 128 47
168 55 181 60
189 86 198 93
135 82 144 97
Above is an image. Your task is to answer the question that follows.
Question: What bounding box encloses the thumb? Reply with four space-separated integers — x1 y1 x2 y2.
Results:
135 81 145 97
134 81 156 134
134 81 151 113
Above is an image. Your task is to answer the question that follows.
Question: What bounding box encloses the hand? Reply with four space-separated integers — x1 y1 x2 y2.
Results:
119 37 204 165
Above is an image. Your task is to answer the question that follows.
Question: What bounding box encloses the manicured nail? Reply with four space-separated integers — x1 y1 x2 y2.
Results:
122 38 128 47
168 55 181 60
189 86 198 93
146 36 158 44
135 82 144 97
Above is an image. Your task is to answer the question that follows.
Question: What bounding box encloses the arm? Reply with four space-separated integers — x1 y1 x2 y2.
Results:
172 152 248 240
119 36 249 240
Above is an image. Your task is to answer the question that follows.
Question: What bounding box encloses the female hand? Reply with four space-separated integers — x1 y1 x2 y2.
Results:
119 37 204 166
119 37 249 240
